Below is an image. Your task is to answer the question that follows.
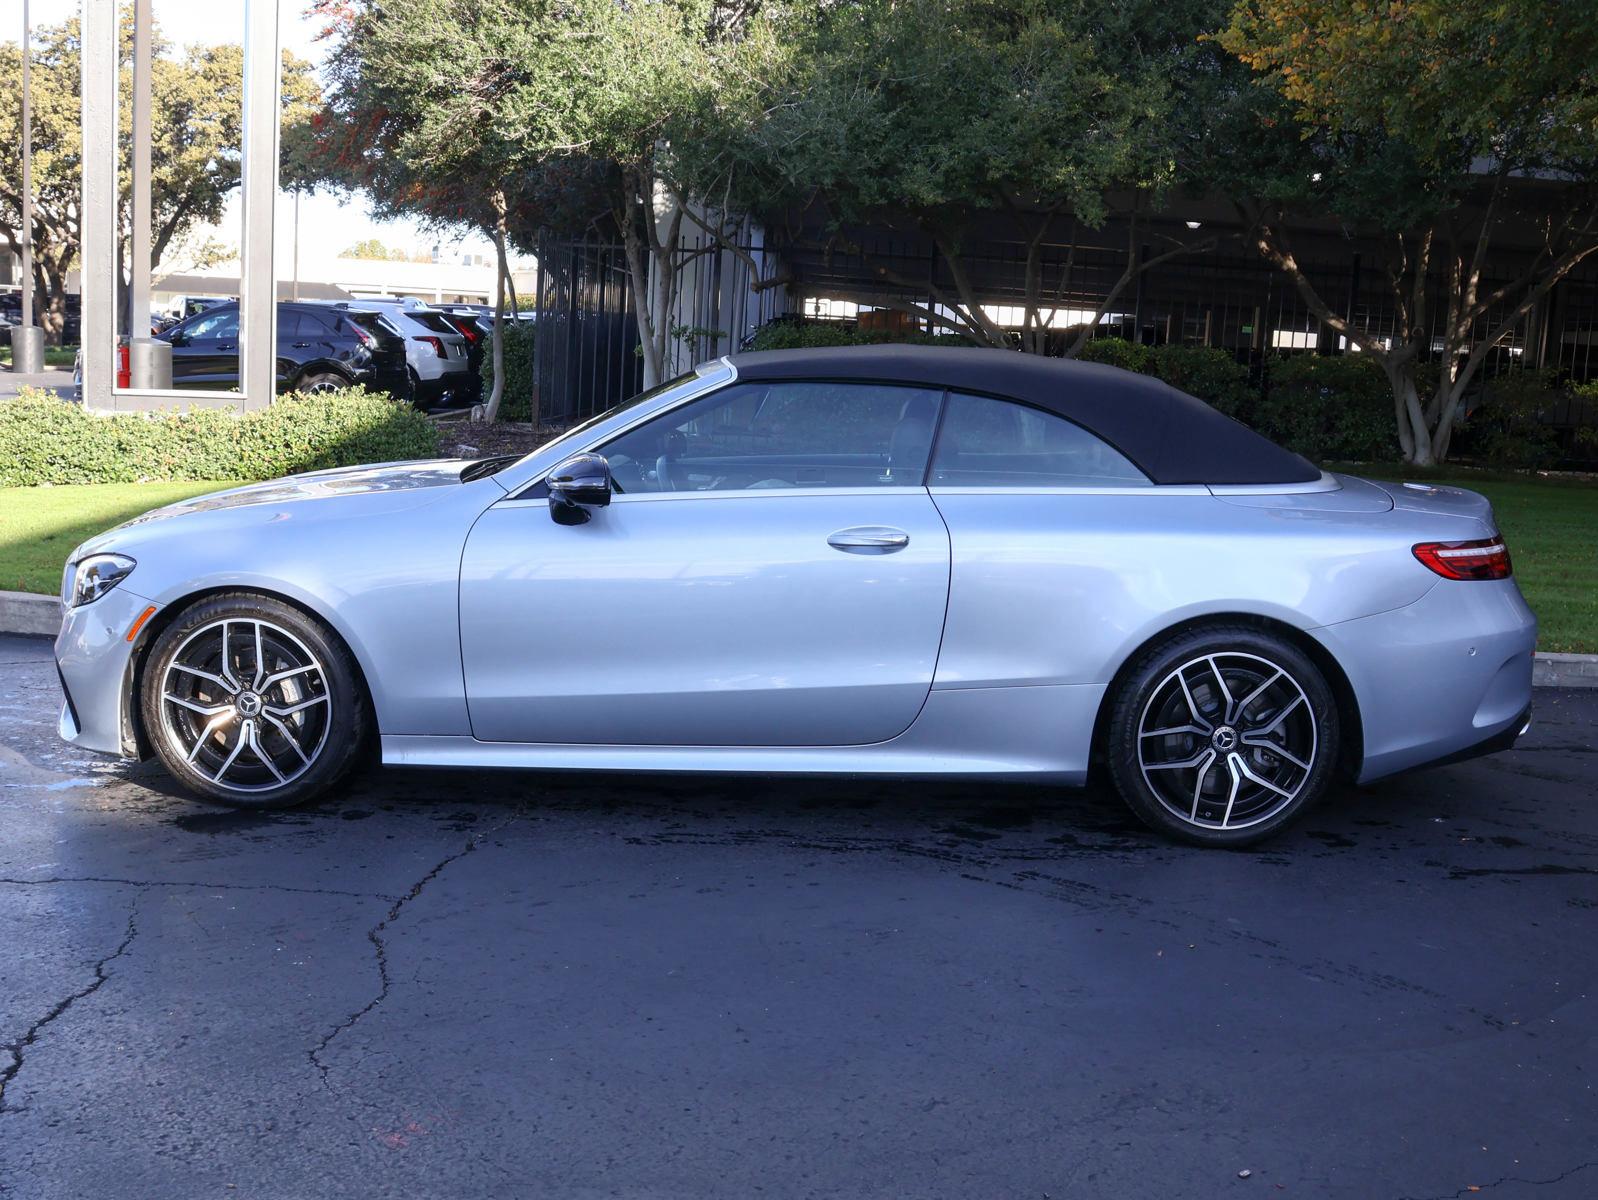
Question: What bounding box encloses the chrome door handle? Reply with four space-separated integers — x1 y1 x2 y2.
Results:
828 526 910 553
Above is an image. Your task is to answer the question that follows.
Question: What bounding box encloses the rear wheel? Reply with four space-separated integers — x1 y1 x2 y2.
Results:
1105 626 1340 847
140 594 368 808
296 370 347 395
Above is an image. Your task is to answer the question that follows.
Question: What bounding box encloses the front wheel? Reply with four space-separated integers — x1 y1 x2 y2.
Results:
1105 626 1341 847
140 594 369 808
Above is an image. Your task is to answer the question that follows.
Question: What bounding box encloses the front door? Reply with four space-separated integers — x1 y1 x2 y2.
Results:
168 305 240 388
459 380 951 746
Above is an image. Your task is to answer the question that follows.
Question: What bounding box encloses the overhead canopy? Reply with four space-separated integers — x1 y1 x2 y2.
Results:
726 345 1320 485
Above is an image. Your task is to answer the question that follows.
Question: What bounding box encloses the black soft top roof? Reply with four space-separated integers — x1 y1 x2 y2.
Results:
726 345 1319 486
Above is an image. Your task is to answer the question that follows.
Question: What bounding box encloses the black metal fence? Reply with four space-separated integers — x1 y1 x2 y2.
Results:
529 218 1598 461
532 233 643 423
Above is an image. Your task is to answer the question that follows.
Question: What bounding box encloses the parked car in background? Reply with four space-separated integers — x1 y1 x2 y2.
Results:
430 306 489 406
151 301 408 397
328 299 471 411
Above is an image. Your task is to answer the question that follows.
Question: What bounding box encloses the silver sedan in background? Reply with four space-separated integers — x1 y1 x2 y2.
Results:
54 346 1535 846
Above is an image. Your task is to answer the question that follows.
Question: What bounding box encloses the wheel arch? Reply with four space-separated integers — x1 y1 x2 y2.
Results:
1088 612 1364 781
125 585 378 760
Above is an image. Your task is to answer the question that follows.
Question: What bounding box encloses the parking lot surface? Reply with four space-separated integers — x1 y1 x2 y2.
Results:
1 632 1594 1198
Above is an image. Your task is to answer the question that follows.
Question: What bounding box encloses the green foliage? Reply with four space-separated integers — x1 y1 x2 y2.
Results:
746 322 968 352
1079 339 1253 420
1078 338 1155 376
1255 355 1398 463
481 322 538 422
1458 372 1564 470
0 388 438 487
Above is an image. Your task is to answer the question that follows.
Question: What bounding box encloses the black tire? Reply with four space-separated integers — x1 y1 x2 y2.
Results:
407 368 432 412
140 593 369 808
295 370 349 395
1105 625 1340 847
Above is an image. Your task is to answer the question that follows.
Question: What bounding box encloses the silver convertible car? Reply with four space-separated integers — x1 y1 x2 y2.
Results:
55 346 1535 846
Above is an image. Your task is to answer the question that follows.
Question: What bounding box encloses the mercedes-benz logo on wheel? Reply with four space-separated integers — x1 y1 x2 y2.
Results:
1212 725 1238 752
236 691 263 717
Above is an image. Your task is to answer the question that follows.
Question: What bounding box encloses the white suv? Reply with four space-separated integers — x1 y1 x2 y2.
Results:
337 299 472 410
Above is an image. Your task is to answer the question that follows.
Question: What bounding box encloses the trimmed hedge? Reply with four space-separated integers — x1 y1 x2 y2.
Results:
1254 353 1399 463
480 319 538 421
1080 337 1399 461
0 387 440 488
1079 338 1253 421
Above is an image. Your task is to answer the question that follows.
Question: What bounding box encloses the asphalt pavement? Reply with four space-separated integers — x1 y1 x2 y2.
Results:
1 632 1593 1199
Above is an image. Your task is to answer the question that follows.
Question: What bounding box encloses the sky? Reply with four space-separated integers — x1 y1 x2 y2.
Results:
19 0 521 270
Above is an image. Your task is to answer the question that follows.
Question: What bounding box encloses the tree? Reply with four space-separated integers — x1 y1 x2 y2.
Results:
709 0 1233 355
1218 0 1598 464
339 238 410 261
0 16 319 343
310 0 777 398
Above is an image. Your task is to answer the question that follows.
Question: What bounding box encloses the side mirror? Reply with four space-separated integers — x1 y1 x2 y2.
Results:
547 453 612 525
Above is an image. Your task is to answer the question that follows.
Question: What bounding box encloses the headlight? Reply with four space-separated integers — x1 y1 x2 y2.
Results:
64 553 137 607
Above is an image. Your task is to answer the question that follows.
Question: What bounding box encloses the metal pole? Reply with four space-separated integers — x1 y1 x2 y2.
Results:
130 0 152 336
80 0 116 406
238 0 282 409
12 0 45 373
291 190 300 301
125 0 172 388
20 0 31 332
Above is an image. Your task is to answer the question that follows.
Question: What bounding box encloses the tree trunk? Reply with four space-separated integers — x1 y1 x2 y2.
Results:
1379 354 1433 466
478 190 510 424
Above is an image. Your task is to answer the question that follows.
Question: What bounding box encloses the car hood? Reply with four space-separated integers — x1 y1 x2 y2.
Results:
76 459 483 556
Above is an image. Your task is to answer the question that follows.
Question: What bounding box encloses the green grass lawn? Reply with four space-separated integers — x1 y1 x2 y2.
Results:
1 472 1593 652
0 343 79 369
0 481 225 595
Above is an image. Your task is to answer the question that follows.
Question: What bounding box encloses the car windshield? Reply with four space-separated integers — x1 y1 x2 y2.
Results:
512 371 701 464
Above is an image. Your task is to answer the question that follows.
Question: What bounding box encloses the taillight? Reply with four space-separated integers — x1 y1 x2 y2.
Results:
347 320 377 348
450 317 480 344
414 335 444 357
1412 537 1513 581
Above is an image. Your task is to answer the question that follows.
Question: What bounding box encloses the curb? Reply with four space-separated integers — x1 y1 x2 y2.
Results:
0 589 60 638
1 589 1595 687
1533 653 1598 689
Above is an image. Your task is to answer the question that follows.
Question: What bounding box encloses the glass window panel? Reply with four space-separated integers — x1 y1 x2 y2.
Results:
930 392 1150 487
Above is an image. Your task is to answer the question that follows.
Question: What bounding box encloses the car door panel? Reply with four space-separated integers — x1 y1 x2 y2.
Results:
458 490 951 746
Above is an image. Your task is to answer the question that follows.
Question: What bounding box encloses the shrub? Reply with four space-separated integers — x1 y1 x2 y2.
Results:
479 319 538 421
1077 336 1154 375
746 319 971 353
1079 338 1255 420
1458 370 1563 469
0 387 439 487
1255 354 1399 462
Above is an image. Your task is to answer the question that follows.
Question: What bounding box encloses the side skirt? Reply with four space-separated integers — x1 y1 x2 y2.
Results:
381 682 1105 784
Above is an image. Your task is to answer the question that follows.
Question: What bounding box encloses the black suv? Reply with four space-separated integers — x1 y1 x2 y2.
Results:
156 301 410 398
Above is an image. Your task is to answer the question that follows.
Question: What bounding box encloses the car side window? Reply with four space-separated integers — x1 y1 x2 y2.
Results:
596 381 943 494
930 391 1150 488
185 308 239 340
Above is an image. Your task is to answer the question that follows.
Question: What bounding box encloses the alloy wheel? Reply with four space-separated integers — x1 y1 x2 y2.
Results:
1136 651 1317 832
158 618 333 792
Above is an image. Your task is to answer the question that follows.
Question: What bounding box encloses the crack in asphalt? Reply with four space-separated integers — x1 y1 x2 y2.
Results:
0 876 396 902
0 894 140 1115
1401 1158 1598 1199
307 820 511 1090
